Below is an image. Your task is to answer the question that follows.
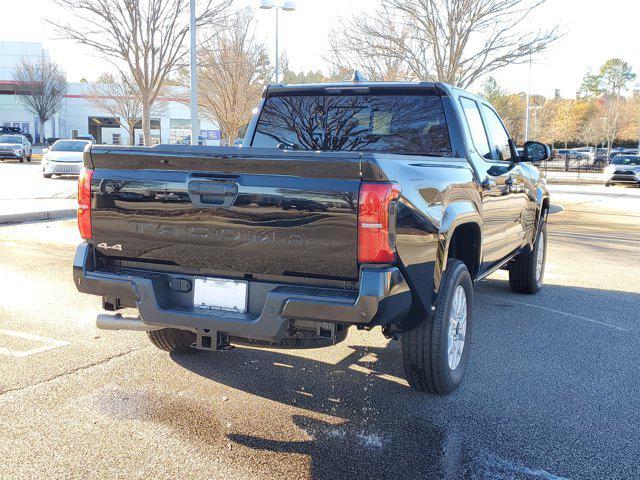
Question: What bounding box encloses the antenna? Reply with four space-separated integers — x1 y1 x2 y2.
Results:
352 70 367 83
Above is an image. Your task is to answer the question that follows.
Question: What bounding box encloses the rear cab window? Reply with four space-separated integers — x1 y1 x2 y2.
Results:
251 93 452 157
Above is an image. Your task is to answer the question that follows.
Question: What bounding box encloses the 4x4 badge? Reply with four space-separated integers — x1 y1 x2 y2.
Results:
97 243 123 251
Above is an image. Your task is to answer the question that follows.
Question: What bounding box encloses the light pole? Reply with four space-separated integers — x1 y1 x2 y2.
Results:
525 53 532 142
189 0 200 146
260 0 296 83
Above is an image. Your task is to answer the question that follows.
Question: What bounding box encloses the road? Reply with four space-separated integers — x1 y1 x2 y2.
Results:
0 184 639 479
0 162 76 201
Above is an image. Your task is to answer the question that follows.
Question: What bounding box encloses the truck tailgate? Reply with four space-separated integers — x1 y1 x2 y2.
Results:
86 146 362 281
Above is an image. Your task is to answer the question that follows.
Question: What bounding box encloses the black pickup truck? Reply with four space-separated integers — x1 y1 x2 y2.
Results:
74 81 550 395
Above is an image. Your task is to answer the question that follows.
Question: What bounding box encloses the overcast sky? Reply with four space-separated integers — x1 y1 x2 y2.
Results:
2 0 639 99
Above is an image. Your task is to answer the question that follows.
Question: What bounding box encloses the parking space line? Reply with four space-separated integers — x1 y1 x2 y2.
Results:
477 293 628 332
0 329 69 358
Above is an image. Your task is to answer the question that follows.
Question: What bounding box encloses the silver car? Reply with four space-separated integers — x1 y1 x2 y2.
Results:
605 155 640 186
41 139 92 178
0 134 32 162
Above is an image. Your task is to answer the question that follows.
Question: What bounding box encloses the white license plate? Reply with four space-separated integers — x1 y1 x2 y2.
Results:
193 277 248 313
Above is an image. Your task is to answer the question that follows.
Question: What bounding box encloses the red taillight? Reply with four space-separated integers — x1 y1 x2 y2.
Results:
77 168 93 239
358 182 401 263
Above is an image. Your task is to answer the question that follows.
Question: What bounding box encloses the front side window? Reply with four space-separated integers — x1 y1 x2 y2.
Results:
459 97 490 158
252 94 452 156
481 105 513 161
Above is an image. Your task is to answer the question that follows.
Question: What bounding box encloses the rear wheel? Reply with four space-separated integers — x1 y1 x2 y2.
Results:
401 259 473 395
508 222 547 294
147 328 196 353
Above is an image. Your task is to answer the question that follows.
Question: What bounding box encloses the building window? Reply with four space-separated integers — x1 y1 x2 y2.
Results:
169 118 199 144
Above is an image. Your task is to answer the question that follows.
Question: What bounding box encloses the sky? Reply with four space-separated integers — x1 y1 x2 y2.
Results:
2 0 639 99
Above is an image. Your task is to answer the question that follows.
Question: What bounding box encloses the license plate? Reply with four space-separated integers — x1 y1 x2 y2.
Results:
193 277 248 313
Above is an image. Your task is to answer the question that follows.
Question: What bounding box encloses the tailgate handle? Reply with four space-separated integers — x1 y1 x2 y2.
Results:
188 180 238 208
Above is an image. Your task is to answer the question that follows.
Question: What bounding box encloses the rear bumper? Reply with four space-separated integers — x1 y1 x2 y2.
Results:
73 243 412 341
0 152 21 159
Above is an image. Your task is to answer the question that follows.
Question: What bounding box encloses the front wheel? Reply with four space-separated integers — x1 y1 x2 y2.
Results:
508 222 547 294
401 259 473 395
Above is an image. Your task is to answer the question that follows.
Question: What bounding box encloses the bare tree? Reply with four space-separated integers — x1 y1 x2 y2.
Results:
13 56 67 142
53 0 232 146
327 9 412 81
85 73 166 145
192 9 271 145
329 0 559 88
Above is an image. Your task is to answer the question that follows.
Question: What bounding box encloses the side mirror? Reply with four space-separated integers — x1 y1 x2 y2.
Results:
522 141 550 163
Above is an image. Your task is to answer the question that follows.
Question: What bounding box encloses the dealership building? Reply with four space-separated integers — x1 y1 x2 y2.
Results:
0 41 221 145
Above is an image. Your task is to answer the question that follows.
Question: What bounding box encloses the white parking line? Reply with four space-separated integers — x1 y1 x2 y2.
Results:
477 293 628 332
0 329 69 358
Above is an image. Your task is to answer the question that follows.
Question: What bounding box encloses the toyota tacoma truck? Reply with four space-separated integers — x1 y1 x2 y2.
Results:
73 80 550 395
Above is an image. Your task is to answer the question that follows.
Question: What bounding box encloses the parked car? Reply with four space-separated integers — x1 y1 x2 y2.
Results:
41 139 92 178
605 155 640 186
76 134 97 143
556 149 593 161
73 80 550 395
0 126 33 144
0 134 32 162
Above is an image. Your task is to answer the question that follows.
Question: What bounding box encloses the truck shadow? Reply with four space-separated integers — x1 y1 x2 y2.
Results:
169 279 640 479
171 342 476 479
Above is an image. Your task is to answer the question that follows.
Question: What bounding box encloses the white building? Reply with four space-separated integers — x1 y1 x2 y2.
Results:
0 41 220 145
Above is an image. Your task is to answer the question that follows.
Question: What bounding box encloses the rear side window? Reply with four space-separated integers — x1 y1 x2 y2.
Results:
481 105 513 162
252 94 452 156
459 97 490 159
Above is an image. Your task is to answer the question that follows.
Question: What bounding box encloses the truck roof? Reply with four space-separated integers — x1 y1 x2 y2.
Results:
264 81 455 97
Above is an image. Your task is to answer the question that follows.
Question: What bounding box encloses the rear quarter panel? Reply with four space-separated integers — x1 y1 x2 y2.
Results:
368 154 480 316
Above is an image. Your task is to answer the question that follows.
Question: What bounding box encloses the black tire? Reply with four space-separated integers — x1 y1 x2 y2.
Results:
508 222 547 294
401 259 473 395
147 328 196 353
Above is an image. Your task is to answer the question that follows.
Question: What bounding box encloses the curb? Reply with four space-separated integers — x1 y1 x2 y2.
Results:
545 179 604 186
0 209 76 225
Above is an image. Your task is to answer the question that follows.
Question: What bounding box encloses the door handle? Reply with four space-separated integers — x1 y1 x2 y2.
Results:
481 179 496 190
187 180 238 208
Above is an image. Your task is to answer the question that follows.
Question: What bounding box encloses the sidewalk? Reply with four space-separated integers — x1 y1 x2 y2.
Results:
543 171 605 185
0 198 76 224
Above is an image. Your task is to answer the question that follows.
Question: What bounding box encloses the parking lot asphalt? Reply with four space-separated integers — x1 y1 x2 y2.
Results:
0 184 639 479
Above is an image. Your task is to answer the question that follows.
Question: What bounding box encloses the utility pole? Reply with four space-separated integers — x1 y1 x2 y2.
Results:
525 53 532 142
189 0 200 146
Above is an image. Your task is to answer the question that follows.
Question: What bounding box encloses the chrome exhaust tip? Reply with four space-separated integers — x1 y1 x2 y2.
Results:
96 313 162 332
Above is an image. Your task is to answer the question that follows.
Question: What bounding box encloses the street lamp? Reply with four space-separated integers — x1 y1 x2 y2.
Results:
189 0 199 146
260 0 296 83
